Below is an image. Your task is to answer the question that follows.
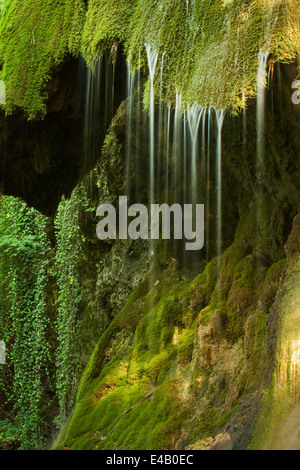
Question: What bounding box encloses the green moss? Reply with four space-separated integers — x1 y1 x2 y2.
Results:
244 310 268 389
122 0 299 110
1 1 299 115
234 193 287 261
178 330 195 366
0 0 86 118
250 255 300 449
189 405 236 447
55 266 206 449
82 0 136 65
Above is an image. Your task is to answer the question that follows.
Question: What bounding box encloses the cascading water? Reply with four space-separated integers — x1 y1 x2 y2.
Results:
83 56 103 168
83 53 118 200
100 48 229 268
165 104 171 202
187 105 204 206
206 108 212 262
125 65 136 199
215 109 226 270
172 92 183 204
145 44 159 206
156 54 165 199
256 50 269 186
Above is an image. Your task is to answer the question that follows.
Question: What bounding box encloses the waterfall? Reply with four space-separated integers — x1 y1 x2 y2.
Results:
215 109 226 270
82 56 103 199
83 53 118 201
256 50 269 186
206 108 211 261
187 105 204 206
84 47 230 266
83 56 103 168
157 54 165 200
145 44 158 205
125 65 136 199
165 104 171 203
172 92 183 204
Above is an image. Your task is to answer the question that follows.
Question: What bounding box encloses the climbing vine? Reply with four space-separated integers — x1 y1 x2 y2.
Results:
54 184 90 427
0 196 51 449
0 183 91 448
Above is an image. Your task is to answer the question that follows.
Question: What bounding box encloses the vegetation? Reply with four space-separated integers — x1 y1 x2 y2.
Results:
0 0 300 453
0 1 299 116
0 0 85 117
0 184 91 449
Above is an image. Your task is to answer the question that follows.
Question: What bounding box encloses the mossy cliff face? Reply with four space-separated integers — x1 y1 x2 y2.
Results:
83 0 300 110
1 1 300 215
55 206 292 450
0 0 300 450
53 63 300 450
250 213 300 450
0 0 299 117
0 0 85 118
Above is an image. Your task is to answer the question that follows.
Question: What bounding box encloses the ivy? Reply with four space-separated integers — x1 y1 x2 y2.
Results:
0 196 52 449
0 183 91 447
53 184 90 427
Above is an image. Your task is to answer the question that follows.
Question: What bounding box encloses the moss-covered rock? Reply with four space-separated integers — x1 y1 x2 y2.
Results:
0 0 86 117
56 208 289 450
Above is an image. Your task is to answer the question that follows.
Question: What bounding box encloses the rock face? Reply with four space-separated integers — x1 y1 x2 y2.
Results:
0 26 300 450
49 62 300 450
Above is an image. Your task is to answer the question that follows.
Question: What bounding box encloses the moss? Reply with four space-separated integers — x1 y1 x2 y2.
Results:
2 1 298 116
55 265 206 450
59 379 182 450
250 254 300 449
77 278 149 400
243 310 269 389
82 0 136 65
189 406 236 446
122 0 300 111
178 329 195 366
234 193 287 261
0 0 86 118
55 196 295 450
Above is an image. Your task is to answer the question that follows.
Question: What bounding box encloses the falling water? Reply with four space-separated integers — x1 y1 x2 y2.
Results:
206 108 211 261
200 110 206 196
125 65 136 199
82 57 103 199
183 110 187 205
165 104 171 202
215 109 226 270
157 54 165 199
83 57 103 168
256 50 269 186
81 47 233 267
134 52 143 201
187 105 204 206
145 44 158 205
172 92 183 204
